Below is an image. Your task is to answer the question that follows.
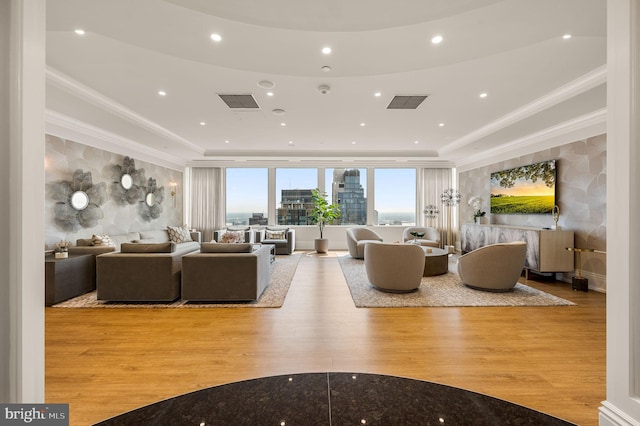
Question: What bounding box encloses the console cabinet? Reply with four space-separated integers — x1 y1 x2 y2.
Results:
45 253 95 306
460 224 574 274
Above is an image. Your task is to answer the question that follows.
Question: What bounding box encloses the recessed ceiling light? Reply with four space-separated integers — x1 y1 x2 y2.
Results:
158 90 167 96
360 123 366 127
266 92 274 97
439 123 445 127
272 108 286 116
200 122 206 126
321 66 332 72
479 92 488 98
431 35 444 44
562 34 572 40
74 29 85 35
322 46 332 54
210 33 222 42
280 122 286 126
351 141 357 145
224 140 230 144
288 141 294 145
374 92 382 97
257 80 275 89
414 140 420 144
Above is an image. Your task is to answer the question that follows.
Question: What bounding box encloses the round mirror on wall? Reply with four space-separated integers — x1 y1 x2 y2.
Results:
70 191 90 210
121 173 133 190
145 193 156 207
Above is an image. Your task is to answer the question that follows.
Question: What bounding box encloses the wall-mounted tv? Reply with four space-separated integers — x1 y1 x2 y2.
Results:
490 160 556 214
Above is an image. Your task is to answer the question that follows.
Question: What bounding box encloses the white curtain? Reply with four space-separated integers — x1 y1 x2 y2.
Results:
417 168 453 248
190 168 225 242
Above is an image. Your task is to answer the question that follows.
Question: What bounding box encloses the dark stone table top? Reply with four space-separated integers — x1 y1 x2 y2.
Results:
94 372 575 425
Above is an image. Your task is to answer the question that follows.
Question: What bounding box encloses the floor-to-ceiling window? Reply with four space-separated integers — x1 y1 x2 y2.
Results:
325 168 368 225
275 168 318 225
225 166 422 227
226 168 268 226
374 168 417 226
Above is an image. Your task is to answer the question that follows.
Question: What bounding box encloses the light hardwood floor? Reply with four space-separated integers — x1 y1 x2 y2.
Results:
45 252 606 425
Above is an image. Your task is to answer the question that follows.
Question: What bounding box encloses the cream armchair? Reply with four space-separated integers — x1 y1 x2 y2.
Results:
402 226 440 247
457 241 527 292
346 228 383 259
364 243 425 293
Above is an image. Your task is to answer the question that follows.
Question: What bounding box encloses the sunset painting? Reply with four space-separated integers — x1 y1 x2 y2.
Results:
490 160 556 214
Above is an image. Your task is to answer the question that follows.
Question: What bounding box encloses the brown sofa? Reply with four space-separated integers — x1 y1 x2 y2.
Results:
96 241 200 302
181 243 271 302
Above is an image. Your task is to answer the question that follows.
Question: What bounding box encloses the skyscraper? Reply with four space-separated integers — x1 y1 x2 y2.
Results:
277 189 314 225
332 169 367 225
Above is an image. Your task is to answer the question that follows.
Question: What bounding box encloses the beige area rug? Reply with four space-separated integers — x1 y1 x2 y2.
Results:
52 253 302 308
337 255 576 308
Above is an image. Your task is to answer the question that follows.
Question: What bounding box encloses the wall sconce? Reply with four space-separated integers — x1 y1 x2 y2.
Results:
170 182 177 208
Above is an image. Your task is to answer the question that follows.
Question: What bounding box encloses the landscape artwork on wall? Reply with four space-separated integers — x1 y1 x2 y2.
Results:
490 160 556 214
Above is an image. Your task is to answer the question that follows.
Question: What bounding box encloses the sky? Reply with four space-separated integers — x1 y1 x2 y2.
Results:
226 168 416 214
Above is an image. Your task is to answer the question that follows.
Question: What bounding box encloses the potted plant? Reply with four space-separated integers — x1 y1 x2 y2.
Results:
310 188 341 253
468 196 487 224
54 240 71 259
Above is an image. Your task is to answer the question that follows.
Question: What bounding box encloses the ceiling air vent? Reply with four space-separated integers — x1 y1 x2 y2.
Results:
218 94 260 109
386 95 428 109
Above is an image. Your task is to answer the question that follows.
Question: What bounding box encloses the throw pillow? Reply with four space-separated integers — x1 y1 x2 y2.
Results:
167 225 192 243
228 226 250 232
265 229 286 240
91 234 114 247
220 231 244 243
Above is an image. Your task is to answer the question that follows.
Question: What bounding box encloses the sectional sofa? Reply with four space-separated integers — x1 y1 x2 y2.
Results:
181 243 272 302
96 241 200 302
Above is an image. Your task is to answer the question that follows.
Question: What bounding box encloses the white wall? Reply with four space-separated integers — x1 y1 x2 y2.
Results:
291 225 405 251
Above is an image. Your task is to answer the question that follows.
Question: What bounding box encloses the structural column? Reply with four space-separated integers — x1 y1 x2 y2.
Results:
0 0 46 403
600 0 640 424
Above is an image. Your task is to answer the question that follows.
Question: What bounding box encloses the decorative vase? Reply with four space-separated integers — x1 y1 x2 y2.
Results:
315 238 329 254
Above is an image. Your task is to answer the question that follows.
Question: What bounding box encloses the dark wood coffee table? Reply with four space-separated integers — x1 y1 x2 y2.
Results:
419 246 449 276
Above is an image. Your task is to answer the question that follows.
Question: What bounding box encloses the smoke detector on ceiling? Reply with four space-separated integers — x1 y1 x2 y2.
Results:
318 84 331 94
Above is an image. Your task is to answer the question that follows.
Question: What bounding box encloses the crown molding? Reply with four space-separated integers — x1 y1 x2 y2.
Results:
187 156 454 168
45 110 186 171
440 65 607 156
455 108 607 172
46 66 204 156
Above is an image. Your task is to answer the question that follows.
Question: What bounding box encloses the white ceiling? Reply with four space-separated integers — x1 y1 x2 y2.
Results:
45 0 607 168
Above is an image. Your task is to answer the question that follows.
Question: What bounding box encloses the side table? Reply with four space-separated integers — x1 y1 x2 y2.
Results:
565 247 606 292
45 253 95 306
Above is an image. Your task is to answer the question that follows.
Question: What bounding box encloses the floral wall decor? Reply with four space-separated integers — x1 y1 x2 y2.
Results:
50 169 107 231
139 177 164 222
45 135 184 248
110 156 146 205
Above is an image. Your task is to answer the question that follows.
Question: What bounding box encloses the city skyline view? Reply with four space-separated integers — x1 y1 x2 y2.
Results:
226 167 416 225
